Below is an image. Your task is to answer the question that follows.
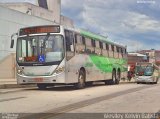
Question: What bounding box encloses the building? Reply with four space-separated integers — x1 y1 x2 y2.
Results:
128 52 147 70
0 0 74 28
138 50 160 66
127 52 147 79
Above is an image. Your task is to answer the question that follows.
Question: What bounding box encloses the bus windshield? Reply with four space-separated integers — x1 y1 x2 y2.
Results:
17 35 64 65
136 65 153 76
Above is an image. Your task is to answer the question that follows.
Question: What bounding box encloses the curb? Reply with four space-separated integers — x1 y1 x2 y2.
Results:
0 84 36 89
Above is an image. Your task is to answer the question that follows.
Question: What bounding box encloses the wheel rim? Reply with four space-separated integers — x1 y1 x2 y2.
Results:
117 72 120 81
79 74 84 86
113 71 116 83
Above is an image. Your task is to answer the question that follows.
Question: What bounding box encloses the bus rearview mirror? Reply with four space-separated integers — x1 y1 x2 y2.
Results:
10 33 18 48
10 40 14 48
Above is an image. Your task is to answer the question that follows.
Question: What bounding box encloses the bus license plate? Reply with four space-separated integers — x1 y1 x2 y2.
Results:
34 78 43 82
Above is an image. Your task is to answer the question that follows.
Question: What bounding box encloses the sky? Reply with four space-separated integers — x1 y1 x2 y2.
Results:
1 0 160 52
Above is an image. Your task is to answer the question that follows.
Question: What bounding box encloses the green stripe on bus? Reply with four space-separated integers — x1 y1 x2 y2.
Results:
89 55 127 73
80 29 112 44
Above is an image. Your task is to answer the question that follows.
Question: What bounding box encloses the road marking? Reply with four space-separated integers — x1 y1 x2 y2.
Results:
20 84 160 119
0 97 26 102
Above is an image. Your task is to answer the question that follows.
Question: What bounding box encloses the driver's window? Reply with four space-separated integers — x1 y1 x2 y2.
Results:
28 40 33 57
21 40 27 57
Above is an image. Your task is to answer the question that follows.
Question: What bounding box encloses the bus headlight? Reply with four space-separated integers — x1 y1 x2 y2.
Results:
17 69 23 75
55 67 65 74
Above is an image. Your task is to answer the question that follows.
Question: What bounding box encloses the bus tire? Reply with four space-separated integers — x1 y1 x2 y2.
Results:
154 78 158 84
111 70 116 84
75 70 85 89
116 70 121 84
105 80 113 85
37 84 47 90
86 82 93 86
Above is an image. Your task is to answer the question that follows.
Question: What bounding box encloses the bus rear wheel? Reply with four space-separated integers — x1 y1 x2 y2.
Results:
116 70 121 84
111 70 117 84
75 70 85 89
37 84 47 90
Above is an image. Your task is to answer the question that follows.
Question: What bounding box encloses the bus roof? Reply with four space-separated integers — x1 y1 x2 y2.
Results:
136 62 153 66
65 26 126 48
79 29 126 48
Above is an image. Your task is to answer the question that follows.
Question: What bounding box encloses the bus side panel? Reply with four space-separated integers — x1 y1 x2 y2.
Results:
65 54 82 84
65 54 106 83
65 53 128 83
84 54 108 82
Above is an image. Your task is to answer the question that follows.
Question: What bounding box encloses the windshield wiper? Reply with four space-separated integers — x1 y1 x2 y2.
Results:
44 33 50 41
43 33 50 49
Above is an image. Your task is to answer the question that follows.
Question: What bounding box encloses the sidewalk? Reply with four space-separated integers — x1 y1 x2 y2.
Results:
0 78 36 89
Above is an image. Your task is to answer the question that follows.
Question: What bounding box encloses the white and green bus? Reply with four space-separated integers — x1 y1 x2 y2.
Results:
10 25 127 89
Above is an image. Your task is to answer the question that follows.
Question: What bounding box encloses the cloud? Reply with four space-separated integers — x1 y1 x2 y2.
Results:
82 0 160 33
123 12 160 32
62 0 160 51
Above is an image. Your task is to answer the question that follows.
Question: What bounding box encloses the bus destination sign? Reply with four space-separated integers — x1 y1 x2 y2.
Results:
19 26 60 35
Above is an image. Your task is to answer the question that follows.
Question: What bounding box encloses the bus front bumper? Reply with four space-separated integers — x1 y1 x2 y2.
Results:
136 76 157 83
17 72 66 84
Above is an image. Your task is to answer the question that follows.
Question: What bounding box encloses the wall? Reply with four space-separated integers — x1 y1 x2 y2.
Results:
46 0 61 24
0 2 54 22
61 15 74 28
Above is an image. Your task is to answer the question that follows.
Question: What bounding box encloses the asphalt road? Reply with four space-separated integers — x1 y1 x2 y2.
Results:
0 82 160 119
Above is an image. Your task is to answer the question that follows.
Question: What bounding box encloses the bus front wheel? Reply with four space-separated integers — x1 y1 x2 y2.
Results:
75 70 85 89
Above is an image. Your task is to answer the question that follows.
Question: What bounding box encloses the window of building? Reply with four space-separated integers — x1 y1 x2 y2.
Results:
38 0 48 9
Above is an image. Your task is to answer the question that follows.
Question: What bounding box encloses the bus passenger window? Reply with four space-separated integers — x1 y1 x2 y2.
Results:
75 35 86 53
75 34 77 44
99 41 103 49
111 45 114 52
116 46 119 53
65 30 74 52
125 48 127 54
65 30 75 61
85 38 93 54
106 43 109 50
82 36 86 45
91 39 96 47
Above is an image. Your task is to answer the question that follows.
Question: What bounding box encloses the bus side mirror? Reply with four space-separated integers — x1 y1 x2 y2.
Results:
10 40 14 48
10 33 18 48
